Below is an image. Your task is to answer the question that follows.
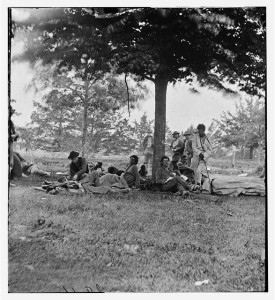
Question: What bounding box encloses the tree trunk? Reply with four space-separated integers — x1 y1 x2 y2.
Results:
81 82 89 157
57 108 63 151
257 146 262 165
249 146 254 160
232 150 236 168
152 76 168 182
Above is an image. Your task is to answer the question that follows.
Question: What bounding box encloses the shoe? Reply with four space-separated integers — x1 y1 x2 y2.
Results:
182 191 190 199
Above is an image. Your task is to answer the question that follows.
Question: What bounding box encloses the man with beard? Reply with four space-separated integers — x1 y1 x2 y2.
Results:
191 124 213 187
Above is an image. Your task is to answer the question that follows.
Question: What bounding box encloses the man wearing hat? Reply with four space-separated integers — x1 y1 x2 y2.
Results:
170 131 184 157
191 124 213 187
183 131 193 167
68 151 89 181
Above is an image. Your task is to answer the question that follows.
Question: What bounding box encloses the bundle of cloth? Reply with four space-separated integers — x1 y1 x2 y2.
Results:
35 177 84 195
201 177 265 197
80 171 130 194
36 172 131 195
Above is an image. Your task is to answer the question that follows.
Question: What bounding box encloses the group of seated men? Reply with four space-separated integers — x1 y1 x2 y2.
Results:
68 150 141 189
66 123 212 196
67 150 192 196
10 122 212 197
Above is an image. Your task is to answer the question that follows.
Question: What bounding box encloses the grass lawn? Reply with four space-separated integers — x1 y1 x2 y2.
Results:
8 156 266 292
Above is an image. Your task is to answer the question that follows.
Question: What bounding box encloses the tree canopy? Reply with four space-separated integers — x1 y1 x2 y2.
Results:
208 97 265 158
13 7 266 96
12 7 266 179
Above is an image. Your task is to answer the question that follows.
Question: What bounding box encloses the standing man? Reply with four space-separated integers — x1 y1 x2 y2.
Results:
170 131 184 157
9 104 19 180
183 131 193 167
142 129 154 175
68 151 89 181
191 124 212 187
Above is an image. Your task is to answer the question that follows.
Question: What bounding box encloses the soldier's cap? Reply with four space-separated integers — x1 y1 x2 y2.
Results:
172 131 180 135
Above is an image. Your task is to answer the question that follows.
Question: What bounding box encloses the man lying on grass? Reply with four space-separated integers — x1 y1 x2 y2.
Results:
13 152 51 177
156 155 190 196
80 155 140 189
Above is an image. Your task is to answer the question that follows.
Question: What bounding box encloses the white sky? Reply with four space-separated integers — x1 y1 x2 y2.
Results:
11 62 238 132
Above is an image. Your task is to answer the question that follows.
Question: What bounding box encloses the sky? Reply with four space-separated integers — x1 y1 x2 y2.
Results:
11 60 238 133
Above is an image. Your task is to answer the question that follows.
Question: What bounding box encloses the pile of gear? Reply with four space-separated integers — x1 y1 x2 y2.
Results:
35 177 85 195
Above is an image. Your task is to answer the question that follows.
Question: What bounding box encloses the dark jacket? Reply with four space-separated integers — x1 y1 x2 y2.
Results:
168 161 181 176
155 165 175 184
70 157 89 180
184 139 193 157
9 120 16 143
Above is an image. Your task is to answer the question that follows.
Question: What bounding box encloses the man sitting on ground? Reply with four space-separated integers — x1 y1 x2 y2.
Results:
156 156 190 196
68 151 89 181
139 164 148 179
108 166 119 175
121 155 141 188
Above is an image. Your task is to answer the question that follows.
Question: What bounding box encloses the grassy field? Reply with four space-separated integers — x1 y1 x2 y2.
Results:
8 155 266 292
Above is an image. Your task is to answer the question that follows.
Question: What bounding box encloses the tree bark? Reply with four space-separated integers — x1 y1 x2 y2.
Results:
152 76 168 182
232 150 236 168
57 108 63 151
249 146 254 160
257 146 262 165
81 81 89 157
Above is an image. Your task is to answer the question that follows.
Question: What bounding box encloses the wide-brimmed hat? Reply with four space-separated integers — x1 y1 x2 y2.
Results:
183 131 192 136
68 151 79 160
172 131 180 135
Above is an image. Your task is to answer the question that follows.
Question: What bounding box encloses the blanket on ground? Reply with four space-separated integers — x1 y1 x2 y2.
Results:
202 178 265 196
36 175 130 195
81 173 130 194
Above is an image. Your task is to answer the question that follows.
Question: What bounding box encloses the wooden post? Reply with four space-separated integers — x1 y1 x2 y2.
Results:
232 146 236 168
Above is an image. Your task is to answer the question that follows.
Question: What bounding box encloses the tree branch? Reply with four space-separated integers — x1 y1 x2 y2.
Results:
143 75 155 82
125 73 130 117
66 86 84 102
